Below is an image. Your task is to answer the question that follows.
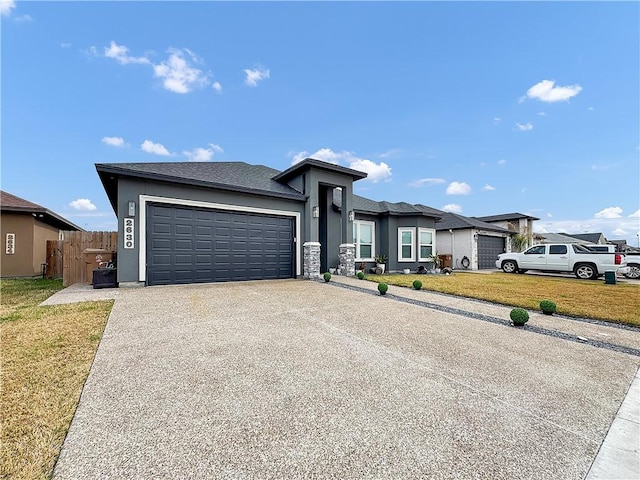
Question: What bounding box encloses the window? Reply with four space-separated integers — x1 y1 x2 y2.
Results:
549 245 567 255
398 228 415 261
524 245 546 255
353 221 375 260
418 228 435 261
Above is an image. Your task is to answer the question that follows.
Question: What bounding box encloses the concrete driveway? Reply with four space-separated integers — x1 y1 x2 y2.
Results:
53 280 639 479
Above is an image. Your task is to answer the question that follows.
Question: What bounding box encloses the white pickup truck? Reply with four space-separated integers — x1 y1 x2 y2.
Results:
496 243 629 280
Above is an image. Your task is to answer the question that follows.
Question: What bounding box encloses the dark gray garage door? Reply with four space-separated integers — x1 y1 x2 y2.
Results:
477 235 505 269
147 204 294 286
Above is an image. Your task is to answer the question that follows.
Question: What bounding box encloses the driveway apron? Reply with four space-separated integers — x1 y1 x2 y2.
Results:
53 280 640 479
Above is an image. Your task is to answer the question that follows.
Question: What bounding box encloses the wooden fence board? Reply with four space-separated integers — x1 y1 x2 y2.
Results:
61 231 117 286
45 240 63 279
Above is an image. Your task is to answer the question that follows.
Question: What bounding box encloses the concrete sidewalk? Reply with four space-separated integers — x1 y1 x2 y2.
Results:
53 279 639 479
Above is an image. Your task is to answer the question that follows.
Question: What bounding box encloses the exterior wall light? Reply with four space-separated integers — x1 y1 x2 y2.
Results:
128 201 136 217
312 206 319 218
348 210 355 222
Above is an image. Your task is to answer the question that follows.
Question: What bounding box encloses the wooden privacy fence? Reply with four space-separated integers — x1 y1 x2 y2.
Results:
49 231 117 286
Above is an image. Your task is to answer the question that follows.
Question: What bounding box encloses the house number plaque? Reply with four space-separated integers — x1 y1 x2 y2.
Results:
124 218 134 249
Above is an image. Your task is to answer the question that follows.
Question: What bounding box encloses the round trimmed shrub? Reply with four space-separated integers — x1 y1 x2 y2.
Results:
357 271 365 280
323 272 331 282
378 282 388 295
412 279 422 290
539 300 557 315
510 308 529 326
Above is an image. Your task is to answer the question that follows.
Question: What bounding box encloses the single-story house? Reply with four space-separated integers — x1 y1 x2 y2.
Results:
563 232 607 245
96 158 517 286
537 232 593 245
1 191 83 277
434 212 513 270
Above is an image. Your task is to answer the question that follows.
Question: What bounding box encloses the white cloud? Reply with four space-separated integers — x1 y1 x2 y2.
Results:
60 42 72 48
537 112 546 116
493 117 501 125
446 182 471 195
141 140 171 156
595 206 623 219
442 204 462 213
244 66 270 87
588 106 595 111
104 41 150 65
525 79 582 103
101 136 126 148
408 178 446 188
69 198 97 211
534 216 640 244
212 81 222 93
629 209 640 218
183 143 223 162
482 184 496 191
153 48 208 94
349 159 392 183
515 122 534 131
498 159 507 166
1 0 16 17
291 148 391 182
14 13 32 22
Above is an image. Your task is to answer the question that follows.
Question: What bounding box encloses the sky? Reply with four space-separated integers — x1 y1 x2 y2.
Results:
2 0 639 245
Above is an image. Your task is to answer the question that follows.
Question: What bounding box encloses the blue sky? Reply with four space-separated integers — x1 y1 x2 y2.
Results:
2 1 639 245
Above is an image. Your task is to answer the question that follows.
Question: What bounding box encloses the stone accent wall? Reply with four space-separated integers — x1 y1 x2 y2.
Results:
303 242 321 279
338 243 356 276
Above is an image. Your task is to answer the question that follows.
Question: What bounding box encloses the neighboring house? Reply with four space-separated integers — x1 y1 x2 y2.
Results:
96 159 448 286
564 232 607 245
1 191 83 277
474 213 539 249
537 232 592 245
434 212 513 270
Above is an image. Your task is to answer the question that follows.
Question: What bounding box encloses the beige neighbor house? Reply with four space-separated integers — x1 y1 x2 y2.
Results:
1 191 83 277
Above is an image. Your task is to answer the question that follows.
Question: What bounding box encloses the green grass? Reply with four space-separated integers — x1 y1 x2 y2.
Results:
367 271 640 326
0 278 113 480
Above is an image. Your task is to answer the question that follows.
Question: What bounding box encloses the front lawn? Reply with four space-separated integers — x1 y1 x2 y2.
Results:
368 272 640 326
0 278 113 480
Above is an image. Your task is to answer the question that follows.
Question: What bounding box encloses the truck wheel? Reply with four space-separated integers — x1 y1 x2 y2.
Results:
502 260 518 274
625 264 640 279
575 263 597 280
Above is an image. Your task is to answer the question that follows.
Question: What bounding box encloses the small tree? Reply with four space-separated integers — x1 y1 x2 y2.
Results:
508 222 531 252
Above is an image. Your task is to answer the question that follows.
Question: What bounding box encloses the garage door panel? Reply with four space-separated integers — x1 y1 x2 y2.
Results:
147 203 294 286
478 235 505 269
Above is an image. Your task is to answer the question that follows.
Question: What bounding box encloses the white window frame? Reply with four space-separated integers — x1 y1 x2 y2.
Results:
418 228 436 261
397 227 416 262
353 220 375 261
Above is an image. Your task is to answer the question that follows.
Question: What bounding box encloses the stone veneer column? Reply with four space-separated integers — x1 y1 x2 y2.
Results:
338 243 356 276
303 242 321 279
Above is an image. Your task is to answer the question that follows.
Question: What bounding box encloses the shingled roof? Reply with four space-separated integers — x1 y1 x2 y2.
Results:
0 190 83 231
96 162 308 210
434 211 512 234
332 191 443 218
474 212 540 222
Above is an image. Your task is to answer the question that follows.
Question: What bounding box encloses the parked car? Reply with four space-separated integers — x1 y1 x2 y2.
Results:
623 252 640 279
496 243 629 280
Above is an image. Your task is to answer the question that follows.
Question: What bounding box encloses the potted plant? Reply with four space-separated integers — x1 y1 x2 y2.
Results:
430 253 441 273
374 254 388 274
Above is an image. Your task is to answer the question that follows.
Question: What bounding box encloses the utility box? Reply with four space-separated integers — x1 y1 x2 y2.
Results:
93 268 118 289
604 271 617 285
439 254 453 268
83 249 113 284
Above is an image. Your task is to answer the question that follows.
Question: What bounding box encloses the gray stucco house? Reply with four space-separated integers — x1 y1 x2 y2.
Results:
97 158 446 286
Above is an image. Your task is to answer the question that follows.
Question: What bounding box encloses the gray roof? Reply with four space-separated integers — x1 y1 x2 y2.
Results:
96 162 307 210
474 212 540 222
333 191 443 218
564 233 605 244
538 232 591 244
273 158 368 183
434 212 512 234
